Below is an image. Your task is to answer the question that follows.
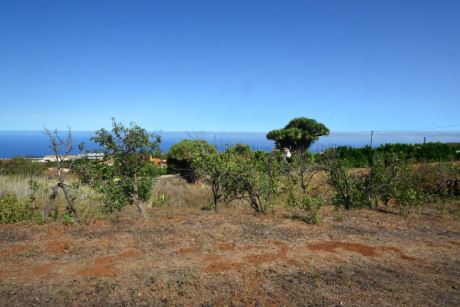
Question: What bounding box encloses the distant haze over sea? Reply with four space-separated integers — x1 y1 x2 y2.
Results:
0 130 459 158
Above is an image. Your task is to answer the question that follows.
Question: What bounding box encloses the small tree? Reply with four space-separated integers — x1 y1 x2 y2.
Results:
222 149 286 213
167 139 217 183
289 151 320 196
285 151 323 223
323 152 368 210
194 151 227 211
87 118 161 218
267 117 329 152
368 153 418 215
42 128 79 219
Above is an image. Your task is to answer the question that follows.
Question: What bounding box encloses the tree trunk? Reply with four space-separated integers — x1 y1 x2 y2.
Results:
136 201 148 218
43 184 59 218
60 182 77 217
300 174 307 196
249 194 262 213
213 194 219 212
212 185 219 212
132 174 148 218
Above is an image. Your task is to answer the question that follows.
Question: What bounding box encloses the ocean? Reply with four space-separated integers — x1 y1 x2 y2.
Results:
0 130 459 158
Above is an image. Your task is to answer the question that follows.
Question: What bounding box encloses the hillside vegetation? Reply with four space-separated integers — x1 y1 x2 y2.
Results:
0 118 459 305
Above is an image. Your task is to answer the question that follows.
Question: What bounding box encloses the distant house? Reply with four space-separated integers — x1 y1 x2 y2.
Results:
32 153 104 163
149 156 167 168
85 153 104 161
42 155 58 162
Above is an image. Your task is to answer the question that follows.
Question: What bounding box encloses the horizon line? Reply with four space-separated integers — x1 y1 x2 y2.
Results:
1 129 460 134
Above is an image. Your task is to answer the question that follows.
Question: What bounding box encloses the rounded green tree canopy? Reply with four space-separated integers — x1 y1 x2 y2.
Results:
167 139 217 182
267 117 329 152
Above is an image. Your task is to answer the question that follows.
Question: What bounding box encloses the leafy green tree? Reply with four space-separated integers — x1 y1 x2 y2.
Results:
85 118 161 218
323 152 368 210
289 151 319 196
222 149 286 213
194 151 227 211
167 139 217 183
267 117 329 152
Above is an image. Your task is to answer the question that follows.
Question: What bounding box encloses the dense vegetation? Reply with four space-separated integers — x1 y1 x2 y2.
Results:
167 139 217 183
0 117 459 224
330 142 460 168
0 157 46 176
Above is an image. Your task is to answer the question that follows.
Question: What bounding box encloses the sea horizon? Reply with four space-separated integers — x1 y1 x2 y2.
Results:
0 130 459 158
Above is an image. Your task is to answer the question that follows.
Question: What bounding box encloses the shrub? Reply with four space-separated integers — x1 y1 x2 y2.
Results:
366 153 406 207
324 156 369 210
411 162 460 200
288 151 319 195
167 140 217 183
222 149 286 213
286 192 323 224
364 152 427 215
287 193 323 211
0 157 46 177
0 194 43 224
326 142 460 168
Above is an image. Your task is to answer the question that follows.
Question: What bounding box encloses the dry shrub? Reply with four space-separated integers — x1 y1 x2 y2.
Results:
412 162 459 198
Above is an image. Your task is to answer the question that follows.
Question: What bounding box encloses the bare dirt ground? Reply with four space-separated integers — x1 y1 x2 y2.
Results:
1 206 459 306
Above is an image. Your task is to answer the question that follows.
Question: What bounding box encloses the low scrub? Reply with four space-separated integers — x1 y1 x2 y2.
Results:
0 157 46 177
324 150 459 215
324 158 369 209
0 194 43 224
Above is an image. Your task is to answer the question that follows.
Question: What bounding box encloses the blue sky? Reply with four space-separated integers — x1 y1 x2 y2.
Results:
0 0 459 132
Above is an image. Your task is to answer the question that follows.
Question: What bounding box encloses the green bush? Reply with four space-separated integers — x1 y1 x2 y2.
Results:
167 139 217 183
0 158 46 176
287 193 323 211
221 149 286 213
0 194 43 224
325 150 459 215
324 157 369 210
327 142 459 168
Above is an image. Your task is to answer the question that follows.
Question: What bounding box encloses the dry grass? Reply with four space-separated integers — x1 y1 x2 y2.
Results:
0 175 57 210
150 176 212 209
0 175 105 223
150 175 250 211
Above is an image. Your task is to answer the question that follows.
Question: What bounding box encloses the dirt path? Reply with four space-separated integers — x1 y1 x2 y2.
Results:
1 207 459 306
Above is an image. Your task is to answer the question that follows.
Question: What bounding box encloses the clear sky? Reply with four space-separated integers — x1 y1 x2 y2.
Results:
0 0 459 132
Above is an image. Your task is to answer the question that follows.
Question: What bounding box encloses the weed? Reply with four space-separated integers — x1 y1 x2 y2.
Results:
63 212 76 225
334 212 344 222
